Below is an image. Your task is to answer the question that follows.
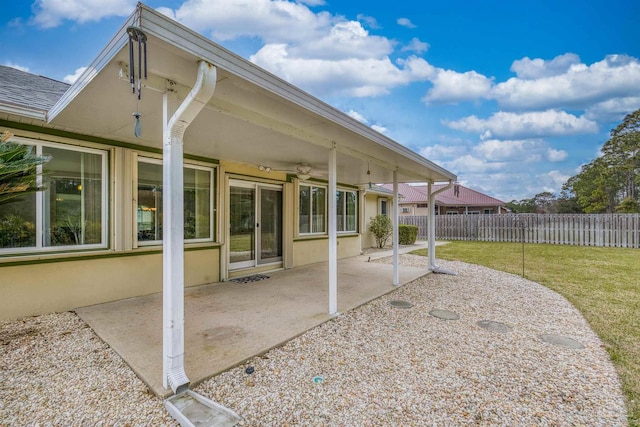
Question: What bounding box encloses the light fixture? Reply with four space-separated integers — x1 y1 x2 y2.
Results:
297 173 311 181
258 165 271 173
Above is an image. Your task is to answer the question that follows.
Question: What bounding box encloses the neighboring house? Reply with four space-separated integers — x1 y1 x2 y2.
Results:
0 3 456 321
380 183 506 216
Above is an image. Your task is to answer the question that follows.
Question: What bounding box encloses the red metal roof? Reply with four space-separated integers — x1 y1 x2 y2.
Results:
379 183 504 207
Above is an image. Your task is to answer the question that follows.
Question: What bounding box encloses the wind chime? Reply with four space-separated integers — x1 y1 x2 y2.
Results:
366 161 372 189
127 26 148 137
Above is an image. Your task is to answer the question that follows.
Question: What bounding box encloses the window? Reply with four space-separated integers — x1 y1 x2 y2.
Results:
299 184 326 234
336 189 357 233
137 158 214 245
378 198 388 216
417 203 428 208
484 209 493 214
0 139 108 253
446 211 458 215
401 207 411 214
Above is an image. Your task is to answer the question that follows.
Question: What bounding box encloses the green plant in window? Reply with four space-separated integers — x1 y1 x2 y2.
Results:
0 213 35 248
369 214 393 248
0 131 51 206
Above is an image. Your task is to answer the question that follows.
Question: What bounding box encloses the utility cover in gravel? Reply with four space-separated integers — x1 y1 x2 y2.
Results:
429 308 460 320
477 319 513 333
388 300 413 308
539 333 585 349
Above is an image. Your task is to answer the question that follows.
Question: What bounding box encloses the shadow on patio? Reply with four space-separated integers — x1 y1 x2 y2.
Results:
76 252 429 397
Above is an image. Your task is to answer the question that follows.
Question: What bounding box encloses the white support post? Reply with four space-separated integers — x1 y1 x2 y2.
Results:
392 170 399 285
328 145 338 314
428 181 435 270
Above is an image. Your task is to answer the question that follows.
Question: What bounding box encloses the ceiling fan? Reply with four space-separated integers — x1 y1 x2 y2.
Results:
260 162 327 181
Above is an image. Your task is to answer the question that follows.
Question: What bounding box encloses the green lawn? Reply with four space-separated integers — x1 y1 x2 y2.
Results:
412 241 640 426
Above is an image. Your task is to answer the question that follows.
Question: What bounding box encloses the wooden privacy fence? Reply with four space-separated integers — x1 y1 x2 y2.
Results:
399 213 640 248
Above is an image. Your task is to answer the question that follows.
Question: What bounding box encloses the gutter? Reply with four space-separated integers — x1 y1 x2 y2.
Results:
428 180 457 275
163 60 217 394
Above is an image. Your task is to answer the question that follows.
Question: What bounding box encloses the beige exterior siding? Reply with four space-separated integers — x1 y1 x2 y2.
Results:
0 248 220 320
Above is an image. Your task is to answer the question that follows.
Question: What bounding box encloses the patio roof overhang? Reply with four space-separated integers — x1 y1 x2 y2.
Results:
46 3 456 186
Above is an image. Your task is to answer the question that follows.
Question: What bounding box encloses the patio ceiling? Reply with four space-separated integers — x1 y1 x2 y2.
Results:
47 4 456 186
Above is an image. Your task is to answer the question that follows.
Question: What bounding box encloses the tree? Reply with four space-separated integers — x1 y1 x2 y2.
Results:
0 131 51 205
563 109 640 213
368 214 392 248
604 109 640 202
506 198 536 213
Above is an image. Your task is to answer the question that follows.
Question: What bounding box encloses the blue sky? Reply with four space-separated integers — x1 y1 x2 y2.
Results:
2 0 639 201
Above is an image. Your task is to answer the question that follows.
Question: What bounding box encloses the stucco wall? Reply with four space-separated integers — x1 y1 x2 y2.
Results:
292 235 361 267
0 248 220 321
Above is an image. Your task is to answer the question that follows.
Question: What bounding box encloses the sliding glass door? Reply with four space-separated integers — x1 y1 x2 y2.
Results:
229 181 282 270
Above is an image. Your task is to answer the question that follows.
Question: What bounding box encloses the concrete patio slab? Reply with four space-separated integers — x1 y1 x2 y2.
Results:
76 253 429 397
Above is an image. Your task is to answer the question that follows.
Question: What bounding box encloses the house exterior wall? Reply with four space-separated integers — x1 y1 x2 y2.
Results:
0 248 220 320
0 124 368 320
292 235 360 266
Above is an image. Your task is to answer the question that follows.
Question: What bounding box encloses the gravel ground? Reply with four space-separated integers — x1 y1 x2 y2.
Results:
0 256 628 426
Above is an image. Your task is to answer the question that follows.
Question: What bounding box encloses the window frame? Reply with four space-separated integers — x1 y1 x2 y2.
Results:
336 188 358 233
135 157 215 247
0 137 109 255
298 183 327 235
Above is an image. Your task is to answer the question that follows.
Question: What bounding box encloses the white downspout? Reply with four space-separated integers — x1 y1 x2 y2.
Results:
428 180 457 275
163 60 217 394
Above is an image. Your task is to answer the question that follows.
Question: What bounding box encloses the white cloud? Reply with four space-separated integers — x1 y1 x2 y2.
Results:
537 170 571 193
423 69 493 104
444 110 598 139
546 148 568 162
357 14 380 29
419 144 468 160
585 96 640 122
441 154 506 174
493 54 640 110
298 0 325 5
346 110 368 123
165 0 334 43
397 17 416 28
160 0 437 97
251 46 434 97
63 66 87 84
510 53 581 80
474 139 545 162
31 0 136 28
288 20 393 60
401 37 429 54
371 124 387 134
4 62 30 72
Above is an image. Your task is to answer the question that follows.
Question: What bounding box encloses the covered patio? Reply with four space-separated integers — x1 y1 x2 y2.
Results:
76 247 429 397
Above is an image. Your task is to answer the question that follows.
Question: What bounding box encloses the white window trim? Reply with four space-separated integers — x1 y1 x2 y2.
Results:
136 157 215 246
0 137 109 255
298 182 327 236
336 188 358 234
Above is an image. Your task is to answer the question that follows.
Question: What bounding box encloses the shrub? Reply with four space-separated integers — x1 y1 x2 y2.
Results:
399 224 418 245
369 214 392 248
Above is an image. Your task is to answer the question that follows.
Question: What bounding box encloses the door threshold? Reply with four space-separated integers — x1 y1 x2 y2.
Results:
227 263 283 279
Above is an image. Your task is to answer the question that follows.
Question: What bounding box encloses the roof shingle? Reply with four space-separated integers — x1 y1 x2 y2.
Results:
0 65 69 113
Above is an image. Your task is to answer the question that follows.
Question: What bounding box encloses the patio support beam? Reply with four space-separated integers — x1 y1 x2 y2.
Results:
163 61 217 394
392 170 399 285
328 144 338 314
